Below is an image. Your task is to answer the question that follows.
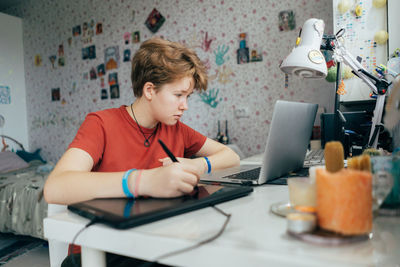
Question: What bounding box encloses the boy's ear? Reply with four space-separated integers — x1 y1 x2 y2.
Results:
143 82 155 100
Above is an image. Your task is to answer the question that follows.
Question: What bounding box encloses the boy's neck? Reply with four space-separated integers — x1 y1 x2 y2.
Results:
129 99 158 129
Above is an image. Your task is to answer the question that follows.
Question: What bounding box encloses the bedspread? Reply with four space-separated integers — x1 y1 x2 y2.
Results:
0 162 48 239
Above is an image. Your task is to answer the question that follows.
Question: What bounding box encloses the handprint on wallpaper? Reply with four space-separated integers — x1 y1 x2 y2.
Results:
199 88 222 108
209 65 234 84
201 32 215 52
186 31 215 52
217 65 233 84
214 44 230 66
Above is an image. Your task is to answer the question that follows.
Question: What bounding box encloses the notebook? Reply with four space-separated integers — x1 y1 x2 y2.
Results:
200 100 318 185
68 184 253 229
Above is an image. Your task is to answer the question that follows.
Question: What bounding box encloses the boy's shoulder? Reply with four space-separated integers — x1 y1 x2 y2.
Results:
84 106 127 126
88 106 125 119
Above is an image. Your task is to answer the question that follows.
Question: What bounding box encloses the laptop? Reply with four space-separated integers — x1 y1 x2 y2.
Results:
200 100 318 185
68 184 252 229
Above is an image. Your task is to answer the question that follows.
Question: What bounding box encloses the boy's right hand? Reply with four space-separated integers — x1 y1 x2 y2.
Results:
138 162 200 198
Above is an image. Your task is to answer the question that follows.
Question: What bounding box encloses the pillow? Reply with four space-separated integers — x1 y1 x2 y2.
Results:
0 151 29 173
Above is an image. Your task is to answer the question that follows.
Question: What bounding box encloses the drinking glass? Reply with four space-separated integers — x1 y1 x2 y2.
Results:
370 156 394 211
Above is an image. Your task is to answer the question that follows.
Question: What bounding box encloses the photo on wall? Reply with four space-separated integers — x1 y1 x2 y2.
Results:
97 64 105 77
133 31 140 43
108 72 118 86
96 23 103 35
101 88 108 100
72 25 81 36
82 47 89 60
34 54 42 66
110 84 120 99
123 49 131 62
250 49 263 62
88 45 96 59
51 88 60 101
90 67 97 80
278 10 296 31
105 46 120 70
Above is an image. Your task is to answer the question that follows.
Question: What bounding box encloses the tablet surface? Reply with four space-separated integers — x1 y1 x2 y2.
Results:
68 184 253 229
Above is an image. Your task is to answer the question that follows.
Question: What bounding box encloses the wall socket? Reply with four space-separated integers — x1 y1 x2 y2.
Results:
234 106 250 118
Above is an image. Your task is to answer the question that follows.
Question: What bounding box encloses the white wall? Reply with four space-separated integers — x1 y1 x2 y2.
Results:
388 0 399 56
3 0 334 161
0 12 29 151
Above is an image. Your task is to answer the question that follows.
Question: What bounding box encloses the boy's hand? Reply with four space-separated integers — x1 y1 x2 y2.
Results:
159 157 207 176
139 162 200 198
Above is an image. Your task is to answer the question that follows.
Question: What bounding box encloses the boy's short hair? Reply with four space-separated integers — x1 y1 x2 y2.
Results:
131 37 208 97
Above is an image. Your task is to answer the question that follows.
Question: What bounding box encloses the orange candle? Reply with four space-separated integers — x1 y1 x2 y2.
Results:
316 168 372 235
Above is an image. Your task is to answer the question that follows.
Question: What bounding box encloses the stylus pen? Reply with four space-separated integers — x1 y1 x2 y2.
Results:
159 139 199 193
158 139 179 162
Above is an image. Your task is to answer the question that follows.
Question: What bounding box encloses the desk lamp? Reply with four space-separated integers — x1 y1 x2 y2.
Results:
280 18 391 149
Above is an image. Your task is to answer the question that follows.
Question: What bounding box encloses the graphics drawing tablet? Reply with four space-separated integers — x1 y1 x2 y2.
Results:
68 184 253 229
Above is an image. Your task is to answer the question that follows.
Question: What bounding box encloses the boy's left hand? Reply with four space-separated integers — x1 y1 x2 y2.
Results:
159 157 207 176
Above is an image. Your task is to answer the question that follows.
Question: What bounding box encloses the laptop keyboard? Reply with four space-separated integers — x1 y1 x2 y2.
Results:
222 167 261 180
303 149 325 167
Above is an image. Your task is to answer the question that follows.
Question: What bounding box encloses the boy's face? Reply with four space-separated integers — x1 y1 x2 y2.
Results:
151 76 194 125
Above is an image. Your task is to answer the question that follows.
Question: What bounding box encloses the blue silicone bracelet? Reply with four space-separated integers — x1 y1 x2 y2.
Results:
204 157 211 174
122 168 136 198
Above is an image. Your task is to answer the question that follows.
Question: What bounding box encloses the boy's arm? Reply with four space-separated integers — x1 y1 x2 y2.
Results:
160 138 241 175
44 148 200 205
193 138 240 173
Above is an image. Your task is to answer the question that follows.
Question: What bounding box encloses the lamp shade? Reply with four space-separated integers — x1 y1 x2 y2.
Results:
280 18 327 78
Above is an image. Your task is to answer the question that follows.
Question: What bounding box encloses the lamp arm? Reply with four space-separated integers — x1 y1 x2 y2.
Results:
333 40 379 94
330 35 392 148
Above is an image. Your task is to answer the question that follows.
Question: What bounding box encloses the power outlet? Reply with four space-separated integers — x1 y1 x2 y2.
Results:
234 106 250 118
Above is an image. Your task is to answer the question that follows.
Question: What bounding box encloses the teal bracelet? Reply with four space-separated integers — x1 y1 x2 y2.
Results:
122 168 136 198
204 157 211 174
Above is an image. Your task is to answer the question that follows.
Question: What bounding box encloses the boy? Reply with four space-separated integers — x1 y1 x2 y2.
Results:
44 37 240 205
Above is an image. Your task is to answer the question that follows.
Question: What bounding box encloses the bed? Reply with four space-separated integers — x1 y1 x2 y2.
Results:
0 150 50 239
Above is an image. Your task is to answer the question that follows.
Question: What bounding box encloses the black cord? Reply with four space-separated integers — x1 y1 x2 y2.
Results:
140 205 231 267
68 206 230 267
70 219 98 267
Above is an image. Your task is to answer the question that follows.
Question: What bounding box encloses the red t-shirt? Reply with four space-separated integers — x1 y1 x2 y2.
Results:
67 106 206 255
69 105 207 171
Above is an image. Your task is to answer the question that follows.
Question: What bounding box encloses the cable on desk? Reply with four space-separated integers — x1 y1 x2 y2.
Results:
70 218 99 267
140 205 231 267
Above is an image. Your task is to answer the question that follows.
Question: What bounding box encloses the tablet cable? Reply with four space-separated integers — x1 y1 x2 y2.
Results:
69 206 231 267
70 218 99 267
140 205 231 267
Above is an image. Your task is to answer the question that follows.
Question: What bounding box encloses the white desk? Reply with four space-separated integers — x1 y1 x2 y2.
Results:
44 183 400 267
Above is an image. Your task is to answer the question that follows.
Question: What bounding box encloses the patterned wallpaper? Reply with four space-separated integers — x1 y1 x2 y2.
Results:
5 0 334 162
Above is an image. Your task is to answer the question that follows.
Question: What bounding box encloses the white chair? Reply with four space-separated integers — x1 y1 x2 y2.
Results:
47 204 68 267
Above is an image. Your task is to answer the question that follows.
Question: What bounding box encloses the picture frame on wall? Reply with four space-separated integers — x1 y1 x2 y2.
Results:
145 8 165 33
51 88 60 101
110 84 120 99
